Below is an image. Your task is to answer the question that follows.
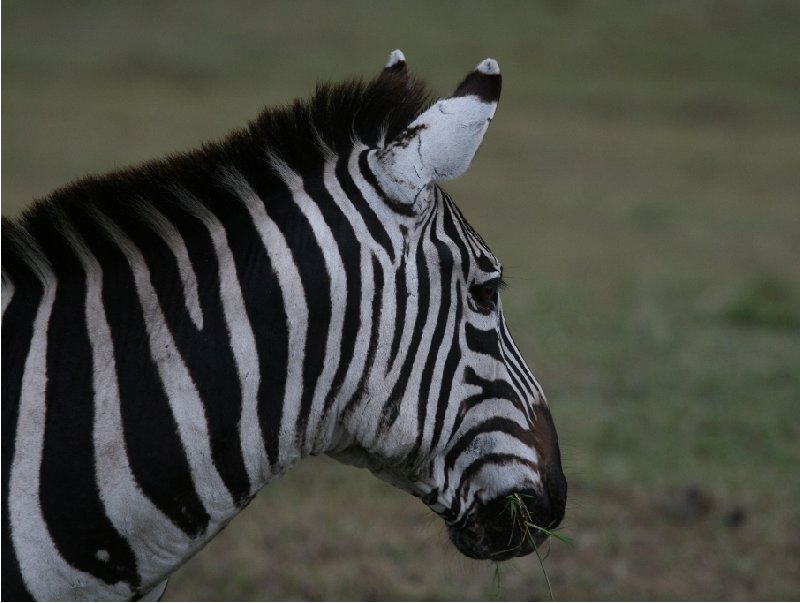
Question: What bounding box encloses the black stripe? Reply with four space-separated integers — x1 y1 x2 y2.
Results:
442 390 525 499
450 368 525 441
379 213 434 433
251 180 332 448
454 454 538 503
183 170 291 471
500 323 539 398
358 151 416 217
301 174 362 420
498 324 537 404
450 200 494 258
387 252 407 373
169 164 291 472
342 254 383 417
500 365 533 429
410 216 454 460
444 417 536 473
440 191 472 284
215 192 289 471
465 323 503 361
337 153 395 262
83 212 210 538
428 288 463 455
422 197 470 456
494 349 531 426
39 237 139 587
136 204 250 505
475 254 496 274
1 266 41 602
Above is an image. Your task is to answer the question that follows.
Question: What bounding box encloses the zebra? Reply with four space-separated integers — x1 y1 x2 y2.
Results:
1 50 567 600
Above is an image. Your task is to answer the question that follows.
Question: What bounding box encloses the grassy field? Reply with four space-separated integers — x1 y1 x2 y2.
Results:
3 1 800 599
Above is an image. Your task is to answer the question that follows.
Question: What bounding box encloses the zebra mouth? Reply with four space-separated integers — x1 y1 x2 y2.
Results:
447 491 556 561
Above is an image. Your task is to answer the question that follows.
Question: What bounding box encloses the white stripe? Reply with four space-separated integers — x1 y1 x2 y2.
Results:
347 146 407 262
416 210 461 455
345 149 418 385
135 202 204 331
450 430 538 480
500 317 545 401
449 457 541 515
325 149 395 268
324 162 378 416
8 270 129 599
381 217 443 456
419 270 460 457
173 189 267 490
271 165 347 455
222 169 308 470
93 209 235 520
57 216 205 591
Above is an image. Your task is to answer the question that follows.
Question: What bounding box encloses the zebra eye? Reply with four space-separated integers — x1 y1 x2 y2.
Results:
470 281 499 314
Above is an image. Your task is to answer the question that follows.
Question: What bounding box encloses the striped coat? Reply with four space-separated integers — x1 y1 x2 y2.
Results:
2 51 566 600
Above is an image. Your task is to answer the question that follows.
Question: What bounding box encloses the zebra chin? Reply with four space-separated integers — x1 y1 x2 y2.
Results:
447 487 565 561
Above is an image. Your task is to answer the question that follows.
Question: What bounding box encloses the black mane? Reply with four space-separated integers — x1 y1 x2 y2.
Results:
2 70 432 280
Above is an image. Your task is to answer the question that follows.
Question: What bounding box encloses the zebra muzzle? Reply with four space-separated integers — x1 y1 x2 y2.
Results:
447 487 563 561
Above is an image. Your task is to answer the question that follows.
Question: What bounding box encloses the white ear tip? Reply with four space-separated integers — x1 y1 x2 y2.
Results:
386 49 406 68
477 58 500 75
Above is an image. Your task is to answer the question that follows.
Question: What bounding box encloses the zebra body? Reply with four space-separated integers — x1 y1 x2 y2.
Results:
1 51 566 600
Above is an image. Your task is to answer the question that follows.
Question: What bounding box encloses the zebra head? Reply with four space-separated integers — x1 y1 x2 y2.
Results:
1 48 566 600
330 52 567 561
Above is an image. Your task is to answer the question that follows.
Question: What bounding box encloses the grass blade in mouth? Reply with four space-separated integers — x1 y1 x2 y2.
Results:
490 494 572 601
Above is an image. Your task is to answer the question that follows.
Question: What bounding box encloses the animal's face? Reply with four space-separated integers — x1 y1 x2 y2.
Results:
336 182 567 560
330 54 566 560
418 189 566 560
365 186 566 561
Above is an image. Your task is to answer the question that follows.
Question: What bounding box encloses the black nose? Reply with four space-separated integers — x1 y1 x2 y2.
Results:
449 481 566 561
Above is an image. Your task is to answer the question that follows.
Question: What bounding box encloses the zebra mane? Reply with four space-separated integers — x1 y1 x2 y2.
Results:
255 71 433 170
2 71 433 281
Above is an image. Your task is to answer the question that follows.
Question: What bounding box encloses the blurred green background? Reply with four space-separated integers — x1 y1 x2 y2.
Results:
3 1 799 600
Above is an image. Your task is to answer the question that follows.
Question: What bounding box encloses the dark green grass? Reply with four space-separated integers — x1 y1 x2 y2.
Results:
3 1 799 599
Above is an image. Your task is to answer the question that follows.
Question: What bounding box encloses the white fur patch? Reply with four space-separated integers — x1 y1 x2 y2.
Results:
385 49 406 68
477 58 499 75
369 79 498 208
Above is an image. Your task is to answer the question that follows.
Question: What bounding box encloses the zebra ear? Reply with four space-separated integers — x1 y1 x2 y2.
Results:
381 49 408 76
369 58 501 208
